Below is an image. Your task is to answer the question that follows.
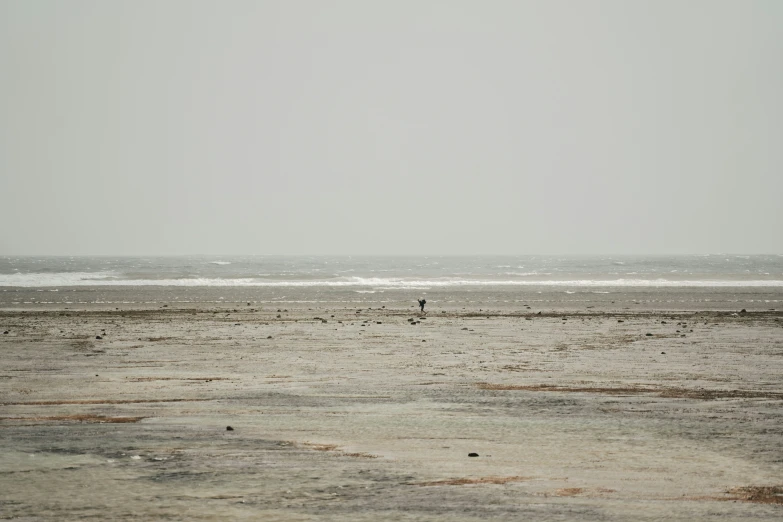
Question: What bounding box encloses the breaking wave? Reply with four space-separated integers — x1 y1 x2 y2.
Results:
1 272 783 288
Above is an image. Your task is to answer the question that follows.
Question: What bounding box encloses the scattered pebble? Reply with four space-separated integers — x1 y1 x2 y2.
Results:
226 426 234 431
468 453 479 457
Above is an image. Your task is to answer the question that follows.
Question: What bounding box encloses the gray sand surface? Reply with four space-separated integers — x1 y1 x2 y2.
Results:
1 292 782 520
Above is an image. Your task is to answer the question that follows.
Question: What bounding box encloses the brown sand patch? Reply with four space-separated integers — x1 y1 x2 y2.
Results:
477 383 783 400
553 487 585 496
659 389 783 400
417 476 530 487
727 485 783 504
1 414 144 423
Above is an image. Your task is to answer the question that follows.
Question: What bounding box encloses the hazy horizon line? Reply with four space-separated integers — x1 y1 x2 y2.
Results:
2 253 781 258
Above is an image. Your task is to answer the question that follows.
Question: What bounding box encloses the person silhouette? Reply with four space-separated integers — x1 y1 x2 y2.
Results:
418 298 426 312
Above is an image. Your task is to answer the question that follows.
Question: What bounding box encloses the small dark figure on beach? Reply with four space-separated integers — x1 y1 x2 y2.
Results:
418 298 426 312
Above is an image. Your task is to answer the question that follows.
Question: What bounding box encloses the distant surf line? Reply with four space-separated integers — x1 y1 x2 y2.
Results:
1 272 783 288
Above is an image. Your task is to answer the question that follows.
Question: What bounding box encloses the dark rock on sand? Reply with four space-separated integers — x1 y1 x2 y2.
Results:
96 335 103 340
468 453 479 457
226 426 234 431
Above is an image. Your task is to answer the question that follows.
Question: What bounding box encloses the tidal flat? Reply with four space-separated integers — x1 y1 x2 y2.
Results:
2 296 782 520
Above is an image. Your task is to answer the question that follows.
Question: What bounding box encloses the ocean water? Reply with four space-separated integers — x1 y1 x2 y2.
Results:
1 255 782 288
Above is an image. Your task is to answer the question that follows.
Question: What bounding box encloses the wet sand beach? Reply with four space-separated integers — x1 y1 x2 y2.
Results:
2 288 783 520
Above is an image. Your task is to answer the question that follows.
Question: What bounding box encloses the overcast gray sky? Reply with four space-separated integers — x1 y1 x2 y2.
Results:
1 0 781 255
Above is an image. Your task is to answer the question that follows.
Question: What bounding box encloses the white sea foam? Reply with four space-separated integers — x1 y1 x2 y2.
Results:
2 272 783 288
209 261 232 265
0 272 119 287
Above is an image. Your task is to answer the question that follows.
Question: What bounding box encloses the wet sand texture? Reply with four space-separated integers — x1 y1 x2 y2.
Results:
1 305 782 520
